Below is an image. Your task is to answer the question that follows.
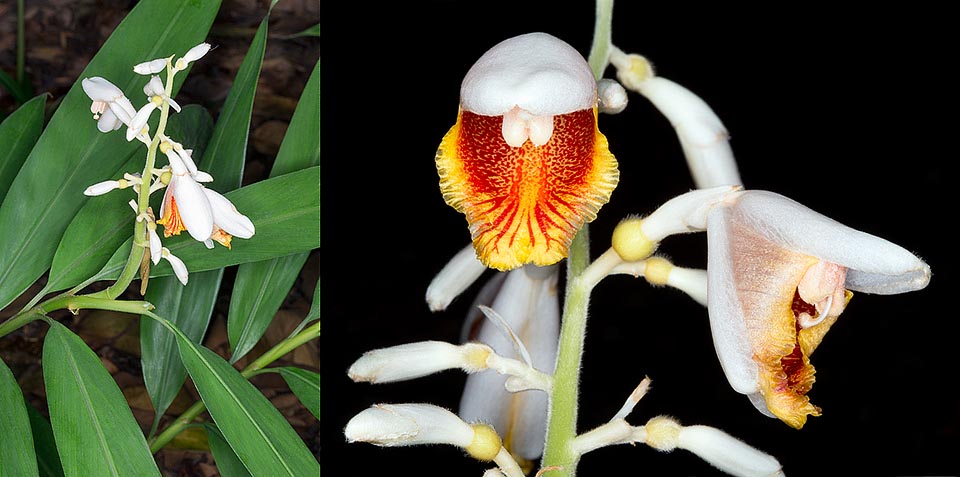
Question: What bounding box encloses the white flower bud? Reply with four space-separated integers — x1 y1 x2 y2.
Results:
348 341 491 383
83 180 121 196
133 58 168 75
677 425 784 477
183 42 212 63
345 403 475 449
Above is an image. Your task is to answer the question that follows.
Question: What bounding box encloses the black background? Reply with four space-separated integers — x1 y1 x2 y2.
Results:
322 2 956 475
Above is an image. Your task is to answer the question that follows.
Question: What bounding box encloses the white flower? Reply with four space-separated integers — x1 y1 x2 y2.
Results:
146 224 188 285
348 341 491 384
126 76 181 142
706 189 931 428
425 244 488 311
157 146 214 242
458 264 559 463
175 42 212 71
81 77 140 135
83 180 123 196
202 187 255 249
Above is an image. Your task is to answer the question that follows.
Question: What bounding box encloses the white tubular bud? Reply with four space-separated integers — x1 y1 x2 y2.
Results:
345 403 476 449
348 341 491 384
83 180 121 196
183 42 212 63
677 425 785 477
598 78 628 114
133 58 167 75
426 244 488 311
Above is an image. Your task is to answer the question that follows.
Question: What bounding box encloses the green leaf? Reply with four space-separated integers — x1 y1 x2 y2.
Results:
306 276 320 322
0 357 39 476
277 24 320 40
25 404 65 477
141 269 222 433
204 424 253 477
0 69 32 104
228 59 319 362
276 367 319 420
175 332 319 476
165 104 215 163
43 320 160 477
0 0 222 312
228 253 309 363
199 11 270 192
0 94 46 205
94 167 320 282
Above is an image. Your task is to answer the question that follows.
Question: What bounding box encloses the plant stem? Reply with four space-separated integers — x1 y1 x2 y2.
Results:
540 1 614 475
147 321 320 453
0 295 153 338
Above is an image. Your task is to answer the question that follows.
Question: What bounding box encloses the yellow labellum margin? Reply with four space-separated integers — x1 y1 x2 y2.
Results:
436 32 619 271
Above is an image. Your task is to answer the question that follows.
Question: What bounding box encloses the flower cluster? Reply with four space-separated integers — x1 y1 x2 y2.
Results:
80 43 254 286
345 27 931 477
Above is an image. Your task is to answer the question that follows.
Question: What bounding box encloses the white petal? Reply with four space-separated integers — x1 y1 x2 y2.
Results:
345 403 475 449
630 75 742 188
192 170 213 183
133 58 167 75
461 32 596 116
172 143 198 175
677 425 784 477
203 188 255 238
96 108 123 133
127 103 158 141
162 249 189 285
84 180 120 196
81 77 123 102
348 341 489 384
148 228 162 264
166 96 182 113
597 78 628 114
144 75 165 96
183 43 212 63
706 204 759 394
425 244 488 312
527 113 554 146
164 149 188 176
171 175 214 242
109 96 138 125
726 190 931 294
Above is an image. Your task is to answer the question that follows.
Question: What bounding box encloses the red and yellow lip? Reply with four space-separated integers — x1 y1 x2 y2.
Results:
436 106 618 271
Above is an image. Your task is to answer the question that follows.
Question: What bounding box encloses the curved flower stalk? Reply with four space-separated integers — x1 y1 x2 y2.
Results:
436 32 620 271
458 264 560 467
707 189 931 428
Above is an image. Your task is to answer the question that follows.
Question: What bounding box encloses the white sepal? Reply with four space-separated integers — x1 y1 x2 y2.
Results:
203 188 255 239
127 102 158 141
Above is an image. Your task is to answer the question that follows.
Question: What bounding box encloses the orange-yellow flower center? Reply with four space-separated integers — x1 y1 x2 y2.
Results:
210 226 233 249
157 196 186 238
436 108 618 271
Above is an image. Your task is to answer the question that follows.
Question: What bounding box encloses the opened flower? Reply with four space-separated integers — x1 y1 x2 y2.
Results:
436 32 619 271
81 77 144 139
706 190 931 428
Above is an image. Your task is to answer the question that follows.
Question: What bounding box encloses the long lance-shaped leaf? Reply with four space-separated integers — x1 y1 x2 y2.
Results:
92 166 319 282
141 270 222 433
141 11 270 428
204 424 253 477
0 357 39 476
0 94 45 205
0 0 222 312
25 404 65 477
174 327 319 476
43 320 160 477
228 59 319 363
276 367 319 420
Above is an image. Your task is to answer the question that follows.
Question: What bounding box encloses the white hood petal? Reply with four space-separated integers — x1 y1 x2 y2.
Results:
171 175 214 242
203 188 255 238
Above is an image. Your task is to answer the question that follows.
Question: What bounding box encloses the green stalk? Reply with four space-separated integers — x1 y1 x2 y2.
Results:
0 295 153 338
147 321 320 453
540 1 614 475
